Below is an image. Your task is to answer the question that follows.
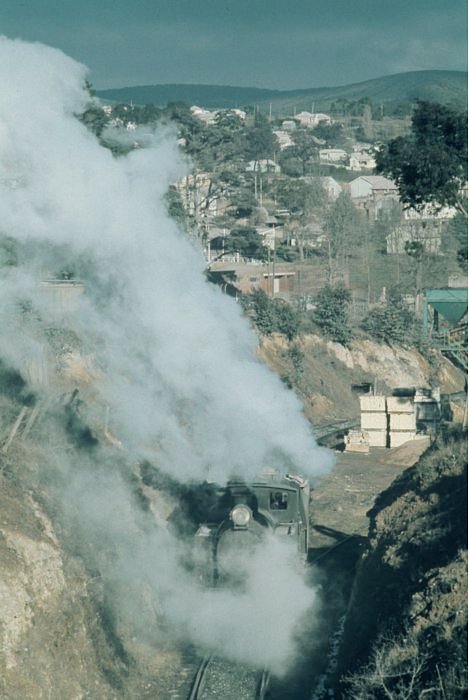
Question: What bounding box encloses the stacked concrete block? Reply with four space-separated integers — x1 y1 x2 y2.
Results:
345 429 370 453
387 396 416 447
360 395 387 447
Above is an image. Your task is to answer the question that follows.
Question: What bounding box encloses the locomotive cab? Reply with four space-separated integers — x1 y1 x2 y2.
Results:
194 470 310 585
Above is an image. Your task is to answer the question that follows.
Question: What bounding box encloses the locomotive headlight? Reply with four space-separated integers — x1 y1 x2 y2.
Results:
230 505 252 528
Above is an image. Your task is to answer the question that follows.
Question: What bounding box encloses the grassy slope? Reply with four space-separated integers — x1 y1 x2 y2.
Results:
96 70 468 112
337 431 468 697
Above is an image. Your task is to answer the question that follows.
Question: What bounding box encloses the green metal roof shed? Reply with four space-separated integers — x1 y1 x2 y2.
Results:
423 288 468 332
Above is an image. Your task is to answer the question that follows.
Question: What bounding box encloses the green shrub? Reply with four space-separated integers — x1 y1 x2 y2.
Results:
240 289 300 340
362 292 416 345
311 286 352 345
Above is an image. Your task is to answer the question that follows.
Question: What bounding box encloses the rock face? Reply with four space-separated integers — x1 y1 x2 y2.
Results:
258 333 465 426
337 431 468 698
0 475 118 700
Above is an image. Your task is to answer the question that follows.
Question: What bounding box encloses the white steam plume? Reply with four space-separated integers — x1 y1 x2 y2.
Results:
0 36 333 670
0 35 333 482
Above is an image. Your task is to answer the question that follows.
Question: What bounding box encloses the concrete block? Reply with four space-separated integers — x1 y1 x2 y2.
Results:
345 442 370 453
386 397 414 413
389 431 416 447
364 430 387 447
359 395 386 412
389 413 416 431
345 430 370 453
361 412 387 430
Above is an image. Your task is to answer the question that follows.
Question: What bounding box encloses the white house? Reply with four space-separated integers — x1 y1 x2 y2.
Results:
293 111 332 128
402 203 457 222
228 108 247 120
386 225 442 255
349 175 398 199
190 105 217 124
319 148 348 163
273 130 294 150
349 152 376 171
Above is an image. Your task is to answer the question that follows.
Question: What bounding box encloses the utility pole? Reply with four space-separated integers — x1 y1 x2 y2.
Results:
271 226 276 297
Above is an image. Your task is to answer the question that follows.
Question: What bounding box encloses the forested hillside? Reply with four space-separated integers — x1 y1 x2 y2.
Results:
96 70 468 114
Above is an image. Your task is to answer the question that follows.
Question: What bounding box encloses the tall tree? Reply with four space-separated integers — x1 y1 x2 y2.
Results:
275 179 327 260
323 192 365 284
291 129 319 175
244 113 276 165
376 101 468 216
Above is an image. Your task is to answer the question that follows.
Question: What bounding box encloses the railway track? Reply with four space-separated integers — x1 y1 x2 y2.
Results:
188 654 270 700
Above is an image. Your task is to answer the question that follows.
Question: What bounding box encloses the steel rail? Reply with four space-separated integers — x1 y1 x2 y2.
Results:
188 654 213 700
256 669 271 699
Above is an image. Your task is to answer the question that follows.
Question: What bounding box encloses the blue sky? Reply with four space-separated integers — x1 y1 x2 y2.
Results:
1 0 467 89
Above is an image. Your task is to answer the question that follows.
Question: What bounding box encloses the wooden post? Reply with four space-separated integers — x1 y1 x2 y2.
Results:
2 406 28 453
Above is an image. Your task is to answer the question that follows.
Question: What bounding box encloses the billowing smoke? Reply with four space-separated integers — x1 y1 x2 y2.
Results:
0 36 333 670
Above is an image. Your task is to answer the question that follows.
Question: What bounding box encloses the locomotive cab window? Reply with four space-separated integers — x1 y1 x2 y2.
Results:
269 491 289 510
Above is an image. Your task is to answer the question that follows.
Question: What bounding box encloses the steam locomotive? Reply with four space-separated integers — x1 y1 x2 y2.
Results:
193 469 310 585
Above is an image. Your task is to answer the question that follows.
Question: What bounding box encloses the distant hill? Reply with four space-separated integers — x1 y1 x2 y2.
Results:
96 71 467 113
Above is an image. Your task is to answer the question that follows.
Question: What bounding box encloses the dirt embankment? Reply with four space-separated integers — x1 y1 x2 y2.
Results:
258 333 465 426
0 330 465 699
336 431 468 698
0 392 185 700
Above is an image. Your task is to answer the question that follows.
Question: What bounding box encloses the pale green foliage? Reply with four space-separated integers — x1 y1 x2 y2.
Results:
324 191 366 258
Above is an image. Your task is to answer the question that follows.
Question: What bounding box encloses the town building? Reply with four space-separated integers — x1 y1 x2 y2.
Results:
319 148 348 164
348 152 377 171
281 120 297 131
273 130 294 150
293 111 332 128
349 175 399 200
385 204 457 255
190 105 217 125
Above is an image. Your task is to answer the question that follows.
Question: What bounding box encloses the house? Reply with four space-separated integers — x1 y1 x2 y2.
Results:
390 204 456 254
349 175 398 199
349 152 376 171
281 120 297 131
386 224 442 255
255 225 284 251
319 148 348 163
380 201 456 255
352 142 373 152
174 172 229 218
273 130 294 150
208 261 297 296
190 105 217 124
402 203 457 222
228 108 246 121
293 111 332 128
